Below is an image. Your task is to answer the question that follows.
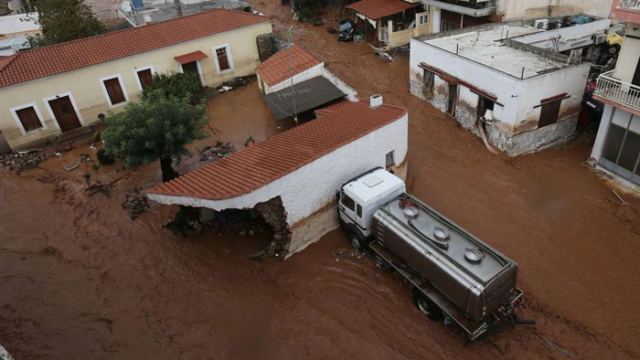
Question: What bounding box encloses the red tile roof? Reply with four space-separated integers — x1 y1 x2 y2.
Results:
174 50 208 64
0 9 269 88
346 0 418 20
256 44 322 87
149 100 407 201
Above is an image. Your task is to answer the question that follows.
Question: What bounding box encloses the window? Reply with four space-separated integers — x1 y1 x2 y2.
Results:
419 14 428 25
341 192 355 211
386 150 395 168
356 204 362 218
102 76 127 106
423 70 435 99
538 98 563 128
215 46 231 72
478 96 495 120
136 68 153 90
14 105 43 132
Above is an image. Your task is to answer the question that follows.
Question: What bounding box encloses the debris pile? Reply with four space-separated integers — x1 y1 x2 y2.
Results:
199 142 234 162
0 150 50 173
121 187 150 220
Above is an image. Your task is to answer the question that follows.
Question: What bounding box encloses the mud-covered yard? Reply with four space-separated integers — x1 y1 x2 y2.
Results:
1 2 640 359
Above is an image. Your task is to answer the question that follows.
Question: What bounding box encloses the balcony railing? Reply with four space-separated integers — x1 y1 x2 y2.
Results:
594 70 640 111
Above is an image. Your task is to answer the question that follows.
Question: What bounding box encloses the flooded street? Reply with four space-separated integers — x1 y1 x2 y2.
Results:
1 1 640 359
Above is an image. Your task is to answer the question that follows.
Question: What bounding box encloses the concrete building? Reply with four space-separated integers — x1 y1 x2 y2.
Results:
0 9 272 151
410 23 590 156
345 0 430 49
148 99 408 257
119 0 251 27
0 12 39 56
590 0 640 187
423 0 613 33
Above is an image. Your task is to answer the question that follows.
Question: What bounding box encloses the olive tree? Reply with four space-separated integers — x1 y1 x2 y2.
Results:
102 91 207 182
142 72 202 103
29 0 105 47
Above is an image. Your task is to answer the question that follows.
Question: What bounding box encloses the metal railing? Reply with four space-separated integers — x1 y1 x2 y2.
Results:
594 70 640 110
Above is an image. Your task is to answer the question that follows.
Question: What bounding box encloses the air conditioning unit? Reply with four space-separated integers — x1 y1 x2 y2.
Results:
534 19 549 30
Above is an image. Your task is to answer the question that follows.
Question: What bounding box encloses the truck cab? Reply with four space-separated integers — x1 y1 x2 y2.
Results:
338 168 405 244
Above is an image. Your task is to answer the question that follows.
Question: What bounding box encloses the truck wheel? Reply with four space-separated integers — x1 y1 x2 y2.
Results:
413 288 443 321
349 232 366 252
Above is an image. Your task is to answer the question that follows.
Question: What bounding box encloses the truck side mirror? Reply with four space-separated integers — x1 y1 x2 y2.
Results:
335 190 341 201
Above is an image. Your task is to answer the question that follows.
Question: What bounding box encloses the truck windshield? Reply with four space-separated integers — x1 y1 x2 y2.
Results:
341 192 355 211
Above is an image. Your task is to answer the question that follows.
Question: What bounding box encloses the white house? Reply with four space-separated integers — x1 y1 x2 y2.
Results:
423 0 613 33
590 0 640 187
147 98 408 257
410 23 590 156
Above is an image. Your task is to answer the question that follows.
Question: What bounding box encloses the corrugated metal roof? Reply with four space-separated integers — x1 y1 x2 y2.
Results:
148 100 407 201
0 9 269 88
263 76 345 120
255 44 321 87
346 0 418 20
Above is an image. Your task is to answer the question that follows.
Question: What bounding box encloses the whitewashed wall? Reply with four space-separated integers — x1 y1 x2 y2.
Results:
497 0 613 19
148 112 408 226
261 63 324 94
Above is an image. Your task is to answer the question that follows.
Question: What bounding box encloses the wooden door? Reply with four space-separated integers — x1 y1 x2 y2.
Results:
49 96 81 132
181 61 201 85
137 69 153 89
104 78 126 105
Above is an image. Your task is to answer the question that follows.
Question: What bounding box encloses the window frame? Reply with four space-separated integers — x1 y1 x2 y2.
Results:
99 74 129 108
386 150 396 169
341 192 356 211
10 102 47 135
213 43 234 74
134 66 155 92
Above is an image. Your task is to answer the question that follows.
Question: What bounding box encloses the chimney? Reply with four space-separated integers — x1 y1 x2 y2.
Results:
370 94 383 108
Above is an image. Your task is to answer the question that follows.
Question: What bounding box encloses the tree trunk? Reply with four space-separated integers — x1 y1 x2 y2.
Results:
160 156 179 182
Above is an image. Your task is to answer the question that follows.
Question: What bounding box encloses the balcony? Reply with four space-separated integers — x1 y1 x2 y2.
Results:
594 70 640 112
422 0 496 17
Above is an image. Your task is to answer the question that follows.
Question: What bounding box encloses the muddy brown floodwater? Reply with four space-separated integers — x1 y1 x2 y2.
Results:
2 1 640 359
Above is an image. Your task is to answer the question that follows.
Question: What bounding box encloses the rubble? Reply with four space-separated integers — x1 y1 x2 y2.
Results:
121 187 150 220
0 149 50 173
199 142 234 162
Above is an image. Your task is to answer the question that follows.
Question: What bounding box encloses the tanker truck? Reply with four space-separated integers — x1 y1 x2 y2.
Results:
337 168 524 341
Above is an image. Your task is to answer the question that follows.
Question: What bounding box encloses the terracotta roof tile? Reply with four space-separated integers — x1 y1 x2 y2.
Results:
255 44 321 87
149 100 407 200
346 0 418 20
0 9 269 88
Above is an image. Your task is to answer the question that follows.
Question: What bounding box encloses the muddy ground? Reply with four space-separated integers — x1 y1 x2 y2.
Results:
1 1 640 359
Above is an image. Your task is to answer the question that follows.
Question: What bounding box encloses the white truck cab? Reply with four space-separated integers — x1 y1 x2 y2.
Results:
338 168 406 240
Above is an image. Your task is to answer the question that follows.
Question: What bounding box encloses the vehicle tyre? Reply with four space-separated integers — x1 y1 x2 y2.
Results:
349 231 366 252
609 44 620 54
412 288 443 321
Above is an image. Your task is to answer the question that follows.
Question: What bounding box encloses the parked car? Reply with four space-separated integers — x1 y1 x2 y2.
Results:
338 19 356 42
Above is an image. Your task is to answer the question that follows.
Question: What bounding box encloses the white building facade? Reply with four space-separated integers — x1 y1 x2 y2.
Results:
410 24 590 156
590 0 640 187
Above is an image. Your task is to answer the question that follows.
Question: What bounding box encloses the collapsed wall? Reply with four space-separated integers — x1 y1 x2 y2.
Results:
147 101 409 258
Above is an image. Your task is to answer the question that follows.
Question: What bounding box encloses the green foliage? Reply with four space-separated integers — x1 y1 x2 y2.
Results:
142 73 202 103
96 148 115 165
29 0 106 46
292 0 330 21
101 91 207 169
